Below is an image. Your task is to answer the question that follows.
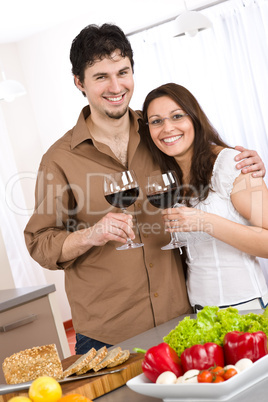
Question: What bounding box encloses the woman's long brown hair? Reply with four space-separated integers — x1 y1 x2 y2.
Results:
142 83 231 206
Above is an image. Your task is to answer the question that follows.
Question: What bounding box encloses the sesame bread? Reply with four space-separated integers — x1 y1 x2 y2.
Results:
76 346 108 375
2 344 63 385
63 347 97 378
107 349 130 368
93 347 122 372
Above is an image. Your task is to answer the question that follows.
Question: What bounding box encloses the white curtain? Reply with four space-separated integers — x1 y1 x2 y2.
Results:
0 108 46 287
128 0 268 280
129 0 268 162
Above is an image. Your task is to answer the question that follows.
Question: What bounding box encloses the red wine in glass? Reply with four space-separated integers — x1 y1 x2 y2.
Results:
146 171 186 252
147 187 178 209
105 187 140 209
104 170 144 250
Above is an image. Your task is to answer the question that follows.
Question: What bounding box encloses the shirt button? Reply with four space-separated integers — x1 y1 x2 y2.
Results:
144 234 148 238
154 292 159 298
149 263 153 268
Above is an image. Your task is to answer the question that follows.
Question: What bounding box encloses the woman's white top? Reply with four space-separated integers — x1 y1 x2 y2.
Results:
174 148 267 307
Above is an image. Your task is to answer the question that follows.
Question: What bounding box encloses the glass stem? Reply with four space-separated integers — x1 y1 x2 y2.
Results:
170 232 183 255
122 208 133 244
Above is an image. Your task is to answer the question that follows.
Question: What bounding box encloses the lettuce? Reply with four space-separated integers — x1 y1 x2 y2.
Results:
163 306 268 357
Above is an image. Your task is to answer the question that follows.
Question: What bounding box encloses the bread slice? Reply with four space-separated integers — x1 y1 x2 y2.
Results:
63 347 97 378
2 344 63 385
76 346 108 375
93 347 122 372
107 349 130 368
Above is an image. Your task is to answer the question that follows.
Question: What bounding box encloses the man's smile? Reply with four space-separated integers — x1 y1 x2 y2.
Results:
104 93 126 104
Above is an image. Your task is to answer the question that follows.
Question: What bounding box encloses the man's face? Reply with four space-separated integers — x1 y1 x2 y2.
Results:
75 50 134 120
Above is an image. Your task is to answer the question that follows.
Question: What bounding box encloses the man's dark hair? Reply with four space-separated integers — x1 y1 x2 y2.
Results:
70 23 134 83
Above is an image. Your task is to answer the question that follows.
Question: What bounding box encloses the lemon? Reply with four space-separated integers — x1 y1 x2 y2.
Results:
8 398 31 402
29 376 62 402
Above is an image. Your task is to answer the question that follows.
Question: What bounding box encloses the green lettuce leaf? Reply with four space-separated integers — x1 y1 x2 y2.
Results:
163 306 268 357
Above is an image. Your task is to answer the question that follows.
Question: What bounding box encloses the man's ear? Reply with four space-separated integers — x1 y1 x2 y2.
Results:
74 76 84 92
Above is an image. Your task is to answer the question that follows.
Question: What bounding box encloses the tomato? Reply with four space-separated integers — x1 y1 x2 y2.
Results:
210 366 225 376
197 370 213 383
213 375 225 383
223 368 238 381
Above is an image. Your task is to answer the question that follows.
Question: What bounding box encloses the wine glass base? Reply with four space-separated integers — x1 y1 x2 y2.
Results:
161 244 179 250
116 242 144 251
161 242 186 254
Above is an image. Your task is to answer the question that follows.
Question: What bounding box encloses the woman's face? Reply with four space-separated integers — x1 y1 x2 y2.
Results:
147 96 195 161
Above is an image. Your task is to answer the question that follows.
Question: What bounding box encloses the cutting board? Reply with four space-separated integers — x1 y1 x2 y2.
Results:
0 352 144 401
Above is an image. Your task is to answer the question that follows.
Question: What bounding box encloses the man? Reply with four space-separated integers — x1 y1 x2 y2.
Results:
24 24 266 354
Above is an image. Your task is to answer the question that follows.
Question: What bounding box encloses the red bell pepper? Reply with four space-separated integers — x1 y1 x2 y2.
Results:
223 331 268 365
136 343 183 383
180 342 225 372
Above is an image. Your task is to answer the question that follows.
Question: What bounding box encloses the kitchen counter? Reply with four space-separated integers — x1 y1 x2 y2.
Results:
0 284 56 312
96 309 268 402
1 308 267 401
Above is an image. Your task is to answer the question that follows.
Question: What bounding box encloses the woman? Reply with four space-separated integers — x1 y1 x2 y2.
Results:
142 83 268 311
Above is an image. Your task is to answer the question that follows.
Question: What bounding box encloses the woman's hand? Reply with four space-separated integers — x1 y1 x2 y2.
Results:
234 146 266 178
162 206 210 233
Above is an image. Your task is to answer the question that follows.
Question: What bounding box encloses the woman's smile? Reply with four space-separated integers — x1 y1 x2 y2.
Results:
162 134 183 145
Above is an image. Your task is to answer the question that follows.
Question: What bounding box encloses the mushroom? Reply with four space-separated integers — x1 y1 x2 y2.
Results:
156 371 177 384
180 369 199 383
235 358 253 372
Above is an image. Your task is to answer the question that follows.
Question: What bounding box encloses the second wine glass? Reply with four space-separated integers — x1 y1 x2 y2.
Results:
104 170 144 251
146 171 187 253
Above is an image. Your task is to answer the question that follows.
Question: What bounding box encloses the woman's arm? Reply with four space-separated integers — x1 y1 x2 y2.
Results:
162 173 268 258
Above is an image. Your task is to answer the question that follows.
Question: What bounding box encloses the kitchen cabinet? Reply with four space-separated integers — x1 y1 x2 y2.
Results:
0 284 70 384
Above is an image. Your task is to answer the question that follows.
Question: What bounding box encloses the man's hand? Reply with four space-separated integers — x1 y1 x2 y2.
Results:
59 212 135 262
234 145 266 178
86 212 135 246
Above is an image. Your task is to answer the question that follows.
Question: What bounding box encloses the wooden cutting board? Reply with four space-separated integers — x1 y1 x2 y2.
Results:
0 353 144 401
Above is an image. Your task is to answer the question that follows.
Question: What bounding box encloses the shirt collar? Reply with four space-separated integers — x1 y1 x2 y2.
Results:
70 105 143 150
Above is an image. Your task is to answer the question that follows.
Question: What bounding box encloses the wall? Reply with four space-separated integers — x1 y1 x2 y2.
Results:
0 229 14 289
0 38 73 322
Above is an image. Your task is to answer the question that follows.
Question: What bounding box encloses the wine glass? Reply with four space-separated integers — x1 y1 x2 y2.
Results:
104 170 144 250
146 171 187 254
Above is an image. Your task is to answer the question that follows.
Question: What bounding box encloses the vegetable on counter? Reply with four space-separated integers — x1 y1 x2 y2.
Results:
223 331 268 365
136 306 268 385
156 371 177 384
163 306 268 357
180 342 225 372
134 342 183 383
156 357 252 384
177 369 199 383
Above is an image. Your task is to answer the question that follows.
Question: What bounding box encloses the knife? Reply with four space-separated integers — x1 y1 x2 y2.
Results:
0 366 127 395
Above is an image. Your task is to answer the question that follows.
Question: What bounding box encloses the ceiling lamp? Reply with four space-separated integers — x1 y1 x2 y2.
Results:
0 69 26 102
174 10 212 37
